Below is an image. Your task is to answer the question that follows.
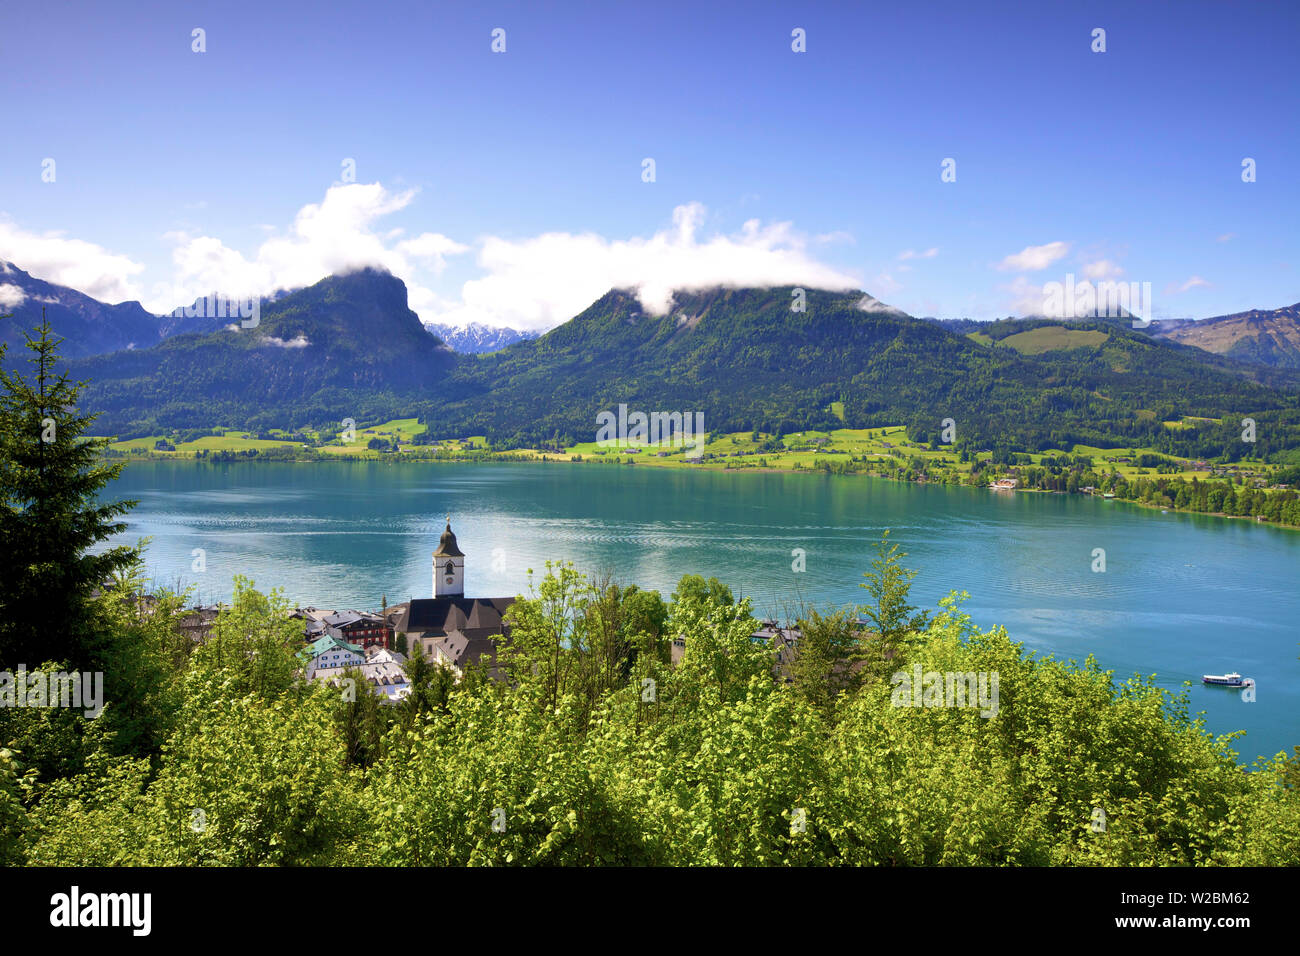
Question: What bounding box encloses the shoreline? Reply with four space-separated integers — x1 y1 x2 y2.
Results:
102 448 1300 533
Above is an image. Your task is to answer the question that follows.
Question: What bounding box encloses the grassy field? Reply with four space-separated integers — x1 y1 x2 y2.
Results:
99 420 1275 491
568 425 964 474
108 431 305 454
998 327 1110 354
357 417 427 442
178 433 304 452
107 435 171 452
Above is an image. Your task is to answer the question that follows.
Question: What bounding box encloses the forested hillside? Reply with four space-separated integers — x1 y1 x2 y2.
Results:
75 268 455 433
426 287 1300 460
48 277 1300 461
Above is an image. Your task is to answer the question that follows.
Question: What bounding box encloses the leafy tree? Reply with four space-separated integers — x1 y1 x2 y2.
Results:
189 576 300 700
401 643 455 719
670 596 766 704
669 573 734 611
498 561 588 712
858 531 930 656
791 608 861 713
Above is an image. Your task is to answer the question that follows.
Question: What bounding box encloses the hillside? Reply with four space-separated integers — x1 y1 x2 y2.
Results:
1147 304 1300 369
424 287 1300 459
6 271 1292 459
74 268 455 433
0 261 160 358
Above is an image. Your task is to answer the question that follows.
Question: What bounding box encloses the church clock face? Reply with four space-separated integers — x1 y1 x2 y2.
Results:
444 560 455 584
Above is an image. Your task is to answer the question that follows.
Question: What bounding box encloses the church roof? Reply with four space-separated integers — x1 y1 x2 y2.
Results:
393 596 514 636
426 628 501 672
434 520 464 558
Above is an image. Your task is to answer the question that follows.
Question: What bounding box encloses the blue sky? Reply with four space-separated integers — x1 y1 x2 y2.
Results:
1 0 1297 328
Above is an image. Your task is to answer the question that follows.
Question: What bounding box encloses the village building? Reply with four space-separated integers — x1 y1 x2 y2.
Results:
322 610 392 649
365 646 407 666
302 635 365 679
177 604 222 643
387 519 515 680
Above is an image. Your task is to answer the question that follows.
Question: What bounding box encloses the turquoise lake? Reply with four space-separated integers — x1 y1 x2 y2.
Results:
103 459 1300 762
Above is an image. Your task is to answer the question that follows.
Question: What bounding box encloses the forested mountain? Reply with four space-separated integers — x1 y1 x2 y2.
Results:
74 268 455 433
13 270 1295 458
422 287 1300 459
1146 304 1300 369
0 261 160 358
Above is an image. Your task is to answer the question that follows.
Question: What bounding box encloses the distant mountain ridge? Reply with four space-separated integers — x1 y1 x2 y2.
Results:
0 260 160 358
157 287 298 339
929 304 1300 371
1145 303 1300 369
423 321 538 353
431 286 1300 456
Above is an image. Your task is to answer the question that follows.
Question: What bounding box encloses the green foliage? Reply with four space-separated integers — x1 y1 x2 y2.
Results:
337 666 387 768
190 576 301 699
791 608 862 714
859 531 930 650
0 311 139 669
4 554 1298 867
0 746 34 865
669 596 767 704
401 644 455 720
669 573 734 611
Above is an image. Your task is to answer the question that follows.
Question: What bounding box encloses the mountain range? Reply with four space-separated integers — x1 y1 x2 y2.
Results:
2 262 1299 458
423 321 537 354
0 261 159 357
68 268 455 432
431 286 1300 457
1145 304 1300 369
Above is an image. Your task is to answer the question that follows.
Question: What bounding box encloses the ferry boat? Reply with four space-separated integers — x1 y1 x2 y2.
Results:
1202 672 1253 687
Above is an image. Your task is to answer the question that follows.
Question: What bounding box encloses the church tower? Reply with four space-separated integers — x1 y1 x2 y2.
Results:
433 516 465 597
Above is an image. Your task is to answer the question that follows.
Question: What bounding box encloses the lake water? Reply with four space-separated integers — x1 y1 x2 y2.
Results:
103 459 1300 762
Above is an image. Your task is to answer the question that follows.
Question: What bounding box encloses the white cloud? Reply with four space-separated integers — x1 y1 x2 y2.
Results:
1082 259 1124 281
3 187 864 332
856 294 906 315
1002 275 1051 316
996 241 1069 272
1217 233 1235 243
898 247 938 261
0 283 26 308
1167 276 1211 294
867 272 903 298
154 183 468 314
395 233 467 267
262 334 310 348
430 202 862 331
0 219 145 303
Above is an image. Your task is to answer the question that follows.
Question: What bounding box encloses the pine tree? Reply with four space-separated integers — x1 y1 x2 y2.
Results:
857 530 930 662
337 665 385 768
0 310 138 669
401 643 454 718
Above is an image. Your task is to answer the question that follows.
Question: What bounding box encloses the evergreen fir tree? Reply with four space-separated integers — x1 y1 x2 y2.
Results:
0 310 138 669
